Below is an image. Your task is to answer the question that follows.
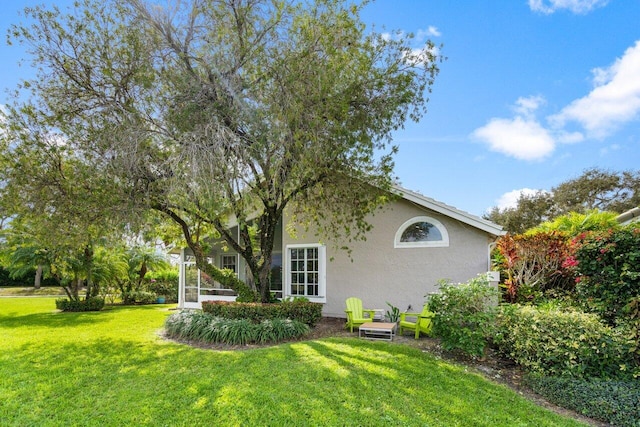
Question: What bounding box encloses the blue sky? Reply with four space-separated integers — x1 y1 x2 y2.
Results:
2 0 640 216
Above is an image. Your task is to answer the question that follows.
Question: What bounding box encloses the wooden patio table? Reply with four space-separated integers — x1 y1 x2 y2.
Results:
358 322 396 341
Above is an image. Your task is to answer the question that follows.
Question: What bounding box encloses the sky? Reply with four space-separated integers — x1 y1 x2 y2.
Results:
1 0 640 217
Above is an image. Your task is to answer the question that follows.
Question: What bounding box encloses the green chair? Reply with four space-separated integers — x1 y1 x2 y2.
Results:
399 305 435 339
344 297 376 333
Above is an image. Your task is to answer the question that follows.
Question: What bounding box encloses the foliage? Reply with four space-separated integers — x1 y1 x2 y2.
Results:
494 304 635 379
527 210 620 237
494 232 574 303
525 375 640 427
0 266 56 287
202 300 322 327
117 246 169 304
4 0 441 303
427 274 499 358
484 168 640 233
146 268 179 302
164 310 309 345
572 227 640 325
126 291 157 305
484 190 557 234
553 168 640 214
55 297 105 312
385 302 400 323
1 298 583 427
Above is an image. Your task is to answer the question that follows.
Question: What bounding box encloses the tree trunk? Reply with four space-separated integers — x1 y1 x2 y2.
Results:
34 265 43 289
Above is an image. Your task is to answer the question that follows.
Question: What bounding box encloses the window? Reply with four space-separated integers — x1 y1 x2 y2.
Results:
286 244 326 301
221 254 237 273
394 216 449 248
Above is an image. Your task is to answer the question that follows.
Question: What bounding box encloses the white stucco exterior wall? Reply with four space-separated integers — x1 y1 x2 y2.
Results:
282 198 497 318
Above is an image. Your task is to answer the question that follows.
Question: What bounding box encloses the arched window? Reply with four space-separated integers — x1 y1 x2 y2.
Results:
394 216 449 248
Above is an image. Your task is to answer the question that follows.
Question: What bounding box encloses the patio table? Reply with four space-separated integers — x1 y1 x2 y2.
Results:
358 322 396 341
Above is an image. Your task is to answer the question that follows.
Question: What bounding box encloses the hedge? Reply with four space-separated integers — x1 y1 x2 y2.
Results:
202 300 322 326
55 297 105 312
525 375 640 427
495 304 634 379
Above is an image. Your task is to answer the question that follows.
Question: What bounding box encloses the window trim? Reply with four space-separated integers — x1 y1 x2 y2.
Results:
220 254 238 273
394 216 449 248
284 243 326 303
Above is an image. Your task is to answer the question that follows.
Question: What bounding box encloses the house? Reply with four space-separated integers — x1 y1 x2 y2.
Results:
616 207 640 225
177 185 505 317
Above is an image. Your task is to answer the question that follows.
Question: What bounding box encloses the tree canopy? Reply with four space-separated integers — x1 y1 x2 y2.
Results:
485 168 640 234
2 0 441 301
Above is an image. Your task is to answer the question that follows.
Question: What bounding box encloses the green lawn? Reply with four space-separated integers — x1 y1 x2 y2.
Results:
0 286 66 297
0 298 586 426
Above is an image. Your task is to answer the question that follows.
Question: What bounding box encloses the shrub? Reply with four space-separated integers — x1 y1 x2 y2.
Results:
127 291 158 305
573 227 640 325
495 304 634 379
55 297 105 312
525 375 640 427
494 232 574 303
427 274 499 358
202 300 322 326
164 310 309 345
147 268 179 302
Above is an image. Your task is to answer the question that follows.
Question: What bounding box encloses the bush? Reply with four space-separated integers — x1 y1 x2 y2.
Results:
127 291 158 305
147 269 179 302
525 375 640 427
202 300 322 326
495 304 634 379
494 232 574 303
573 227 640 325
164 310 309 345
427 274 499 358
55 297 105 312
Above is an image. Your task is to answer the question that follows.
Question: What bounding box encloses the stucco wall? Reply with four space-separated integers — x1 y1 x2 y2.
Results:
282 199 494 318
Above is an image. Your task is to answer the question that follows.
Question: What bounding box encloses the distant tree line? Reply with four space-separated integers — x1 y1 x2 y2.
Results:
484 168 640 233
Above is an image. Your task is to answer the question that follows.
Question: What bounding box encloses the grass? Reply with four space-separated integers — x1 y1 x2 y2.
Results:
0 286 66 297
0 298 587 427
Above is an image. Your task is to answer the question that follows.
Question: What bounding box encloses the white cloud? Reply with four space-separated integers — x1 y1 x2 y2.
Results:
496 188 547 210
472 116 555 160
513 95 545 119
550 41 640 138
473 40 640 161
472 96 556 161
416 26 441 39
528 0 609 14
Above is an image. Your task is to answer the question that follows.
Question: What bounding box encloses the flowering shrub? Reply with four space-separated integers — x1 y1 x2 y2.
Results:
494 232 574 303
573 227 640 325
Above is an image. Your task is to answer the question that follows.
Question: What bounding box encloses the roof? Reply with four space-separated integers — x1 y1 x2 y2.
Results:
616 207 640 225
392 185 506 238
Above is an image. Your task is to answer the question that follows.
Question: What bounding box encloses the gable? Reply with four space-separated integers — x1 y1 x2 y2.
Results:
392 186 505 238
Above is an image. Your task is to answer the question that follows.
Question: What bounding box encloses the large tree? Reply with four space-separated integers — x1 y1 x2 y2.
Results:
4 0 440 302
